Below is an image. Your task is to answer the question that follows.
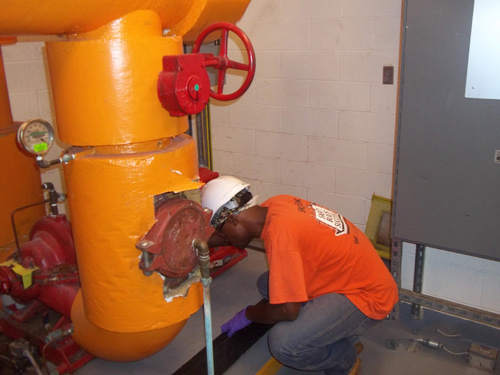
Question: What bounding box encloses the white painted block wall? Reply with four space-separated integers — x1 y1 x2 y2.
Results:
402 243 500 315
3 37 68 214
210 0 400 228
2 0 499 314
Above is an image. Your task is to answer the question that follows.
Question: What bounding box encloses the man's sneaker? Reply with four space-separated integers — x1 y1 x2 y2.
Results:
349 357 361 375
355 342 364 355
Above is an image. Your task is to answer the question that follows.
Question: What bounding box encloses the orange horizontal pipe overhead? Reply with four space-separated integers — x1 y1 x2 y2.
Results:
179 0 252 43
0 0 250 38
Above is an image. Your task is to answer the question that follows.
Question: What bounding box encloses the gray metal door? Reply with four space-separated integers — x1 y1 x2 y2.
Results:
393 0 500 261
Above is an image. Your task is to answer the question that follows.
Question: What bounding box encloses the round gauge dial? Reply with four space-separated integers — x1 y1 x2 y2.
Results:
17 119 54 155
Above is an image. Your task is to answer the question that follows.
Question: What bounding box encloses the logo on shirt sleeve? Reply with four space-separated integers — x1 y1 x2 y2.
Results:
311 204 349 236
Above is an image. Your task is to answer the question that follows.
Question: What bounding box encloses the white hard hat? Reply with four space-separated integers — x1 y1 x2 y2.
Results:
201 175 251 227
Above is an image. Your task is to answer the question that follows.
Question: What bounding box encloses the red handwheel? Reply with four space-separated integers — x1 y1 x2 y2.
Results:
192 22 256 101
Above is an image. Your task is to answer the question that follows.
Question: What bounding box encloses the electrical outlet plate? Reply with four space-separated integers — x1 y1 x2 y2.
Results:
469 343 498 371
383 66 394 85
495 150 500 164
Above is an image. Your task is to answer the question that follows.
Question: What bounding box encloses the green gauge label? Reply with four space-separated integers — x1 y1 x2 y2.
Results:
30 131 47 139
33 143 48 153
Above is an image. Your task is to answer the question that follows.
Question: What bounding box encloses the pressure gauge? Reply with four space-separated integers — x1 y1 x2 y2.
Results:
17 119 54 155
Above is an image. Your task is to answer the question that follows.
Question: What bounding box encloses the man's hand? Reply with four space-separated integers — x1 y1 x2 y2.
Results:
221 307 251 337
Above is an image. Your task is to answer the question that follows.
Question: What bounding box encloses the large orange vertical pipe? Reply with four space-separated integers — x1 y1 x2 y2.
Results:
46 11 204 360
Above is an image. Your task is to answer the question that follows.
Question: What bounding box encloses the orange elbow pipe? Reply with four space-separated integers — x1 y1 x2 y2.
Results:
71 287 200 362
0 0 250 38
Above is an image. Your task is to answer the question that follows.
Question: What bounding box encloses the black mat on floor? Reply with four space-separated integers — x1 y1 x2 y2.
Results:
174 300 272 375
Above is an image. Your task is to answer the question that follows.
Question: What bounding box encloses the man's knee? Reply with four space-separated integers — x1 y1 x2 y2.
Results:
267 323 297 364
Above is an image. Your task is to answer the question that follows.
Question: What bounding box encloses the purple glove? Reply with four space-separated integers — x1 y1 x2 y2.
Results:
221 307 251 337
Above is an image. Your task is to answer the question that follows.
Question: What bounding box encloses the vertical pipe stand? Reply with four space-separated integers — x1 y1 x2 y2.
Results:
194 239 214 375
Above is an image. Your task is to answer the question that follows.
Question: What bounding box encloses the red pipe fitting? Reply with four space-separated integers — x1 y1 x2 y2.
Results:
0 268 12 293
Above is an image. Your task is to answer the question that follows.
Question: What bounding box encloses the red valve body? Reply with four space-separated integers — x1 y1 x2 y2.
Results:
157 22 256 116
157 54 211 117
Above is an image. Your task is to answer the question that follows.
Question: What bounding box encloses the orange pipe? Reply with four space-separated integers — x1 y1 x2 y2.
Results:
46 11 188 146
71 291 192 362
178 0 253 42
47 11 204 361
0 0 250 40
64 136 202 333
1 0 252 362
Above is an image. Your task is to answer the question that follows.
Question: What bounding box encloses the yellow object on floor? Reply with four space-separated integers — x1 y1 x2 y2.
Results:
349 357 361 375
256 357 283 375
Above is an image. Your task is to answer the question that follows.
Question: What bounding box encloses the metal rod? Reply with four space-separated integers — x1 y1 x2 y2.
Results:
22 349 44 375
42 182 59 215
10 197 50 252
411 244 426 319
399 289 500 328
193 238 214 375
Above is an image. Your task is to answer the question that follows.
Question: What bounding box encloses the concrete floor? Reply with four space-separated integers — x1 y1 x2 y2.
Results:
75 250 500 375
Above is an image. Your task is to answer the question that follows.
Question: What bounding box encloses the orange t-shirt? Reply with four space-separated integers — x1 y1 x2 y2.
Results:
260 195 399 320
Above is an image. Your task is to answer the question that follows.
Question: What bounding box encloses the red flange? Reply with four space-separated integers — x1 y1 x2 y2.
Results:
136 199 213 278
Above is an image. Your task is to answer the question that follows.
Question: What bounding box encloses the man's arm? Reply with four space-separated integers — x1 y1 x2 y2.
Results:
207 231 228 248
246 301 301 324
220 301 301 337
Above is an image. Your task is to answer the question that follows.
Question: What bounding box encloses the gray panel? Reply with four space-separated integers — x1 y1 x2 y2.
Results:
393 0 500 260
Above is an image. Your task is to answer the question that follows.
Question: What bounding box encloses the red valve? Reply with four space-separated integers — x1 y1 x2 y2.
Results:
157 22 256 116
193 22 256 101
157 54 212 117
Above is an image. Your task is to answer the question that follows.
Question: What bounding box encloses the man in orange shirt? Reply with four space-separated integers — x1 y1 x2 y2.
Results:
201 176 399 375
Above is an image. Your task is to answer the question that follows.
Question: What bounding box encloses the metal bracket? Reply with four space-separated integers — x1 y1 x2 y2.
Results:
411 244 425 319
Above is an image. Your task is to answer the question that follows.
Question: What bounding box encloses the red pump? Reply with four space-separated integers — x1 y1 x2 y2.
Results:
0 215 78 320
0 215 92 374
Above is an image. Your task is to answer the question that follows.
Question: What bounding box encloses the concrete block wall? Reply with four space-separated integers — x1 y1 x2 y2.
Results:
3 37 68 213
209 0 401 229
